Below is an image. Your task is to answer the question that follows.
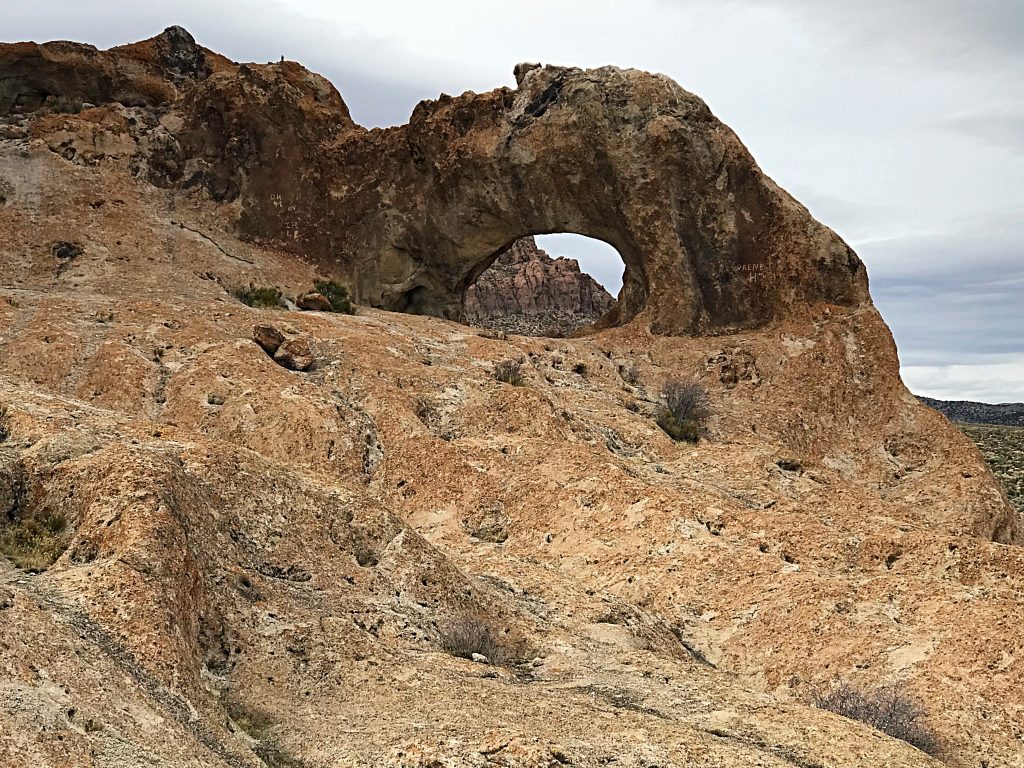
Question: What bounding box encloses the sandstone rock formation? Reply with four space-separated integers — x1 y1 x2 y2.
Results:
464 236 615 336
1 26 865 335
1 27 1023 768
274 336 314 371
252 323 285 355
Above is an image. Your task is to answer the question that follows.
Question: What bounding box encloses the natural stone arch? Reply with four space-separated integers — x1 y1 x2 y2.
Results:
177 61 868 335
1 29 867 336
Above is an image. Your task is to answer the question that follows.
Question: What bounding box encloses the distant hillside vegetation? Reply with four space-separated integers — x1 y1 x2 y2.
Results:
918 396 1024 427
958 423 1024 515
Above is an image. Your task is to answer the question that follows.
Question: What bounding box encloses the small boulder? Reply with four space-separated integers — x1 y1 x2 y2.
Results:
252 324 285 356
297 292 333 312
470 653 490 664
274 337 314 371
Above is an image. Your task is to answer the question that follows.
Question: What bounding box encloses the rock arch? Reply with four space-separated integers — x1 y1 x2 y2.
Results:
190 61 868 335
0 28 869 336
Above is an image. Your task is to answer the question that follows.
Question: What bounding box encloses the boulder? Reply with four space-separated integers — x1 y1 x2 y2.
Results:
252 323 285 356
274 337 314 371
297 292 333 312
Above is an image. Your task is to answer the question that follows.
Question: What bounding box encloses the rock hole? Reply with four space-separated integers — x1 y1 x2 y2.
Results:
464 234 624 337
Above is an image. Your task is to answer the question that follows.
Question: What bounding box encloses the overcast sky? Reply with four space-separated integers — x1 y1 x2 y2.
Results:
7 1 1022 402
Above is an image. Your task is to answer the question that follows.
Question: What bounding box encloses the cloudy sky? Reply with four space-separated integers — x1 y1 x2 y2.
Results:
7 1 1022 401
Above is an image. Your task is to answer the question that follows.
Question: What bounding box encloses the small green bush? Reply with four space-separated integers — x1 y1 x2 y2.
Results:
233 286 282 309
312 279 354 314
656 378 711 443
494 359 526 387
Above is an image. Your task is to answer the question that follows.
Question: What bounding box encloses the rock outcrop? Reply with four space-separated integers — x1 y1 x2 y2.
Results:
3 27 865 334
464 236 615 336
2 28 1023 768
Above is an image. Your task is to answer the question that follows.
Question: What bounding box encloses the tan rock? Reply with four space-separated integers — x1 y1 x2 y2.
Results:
252 323 284 355
296 292 332 312
273 336 314 371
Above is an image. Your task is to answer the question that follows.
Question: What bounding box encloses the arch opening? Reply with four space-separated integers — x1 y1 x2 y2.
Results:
462 233 627 338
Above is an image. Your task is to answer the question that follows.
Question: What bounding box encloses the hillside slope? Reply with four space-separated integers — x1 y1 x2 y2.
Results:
919 396 1024 427
1 26 1022 768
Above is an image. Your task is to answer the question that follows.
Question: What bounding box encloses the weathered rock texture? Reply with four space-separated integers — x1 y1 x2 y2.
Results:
464 236 615 336
1 27 1022 768
1 26 865 335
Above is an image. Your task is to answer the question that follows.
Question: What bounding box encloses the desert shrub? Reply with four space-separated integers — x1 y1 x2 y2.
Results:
0 404 9 442
225 701 308 768
494 358 525 387
619 362 641 386
312 279 354 314
0 510 69 572
813 680 939 755
48 95 83 114
233 286 282 309
656 378 711 442
439 614 527 667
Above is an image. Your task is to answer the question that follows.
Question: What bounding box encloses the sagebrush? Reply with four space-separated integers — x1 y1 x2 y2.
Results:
494 359 526 386
656 378 710 442
813 681 939 755
438 614 529 667
233 286 282 308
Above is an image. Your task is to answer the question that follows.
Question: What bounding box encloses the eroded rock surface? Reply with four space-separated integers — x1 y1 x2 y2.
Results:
3 27 865 334
0 27 1021 768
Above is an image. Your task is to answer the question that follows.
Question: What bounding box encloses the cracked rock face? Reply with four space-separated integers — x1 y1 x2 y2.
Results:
2 32 866 335
2 27 1024 768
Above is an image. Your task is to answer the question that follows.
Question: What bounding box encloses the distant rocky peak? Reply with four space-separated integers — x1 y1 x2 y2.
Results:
464 236 616 337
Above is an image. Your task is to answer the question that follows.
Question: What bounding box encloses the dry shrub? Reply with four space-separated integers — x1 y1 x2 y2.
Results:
438 614 529 667
813 680 939 755
656 378 711 442
494 358 525 387
619 362 641 386
0 510 69 572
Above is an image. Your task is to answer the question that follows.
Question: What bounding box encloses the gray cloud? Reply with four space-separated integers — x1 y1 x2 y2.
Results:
725 0 1024 72
943 104 1024 155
